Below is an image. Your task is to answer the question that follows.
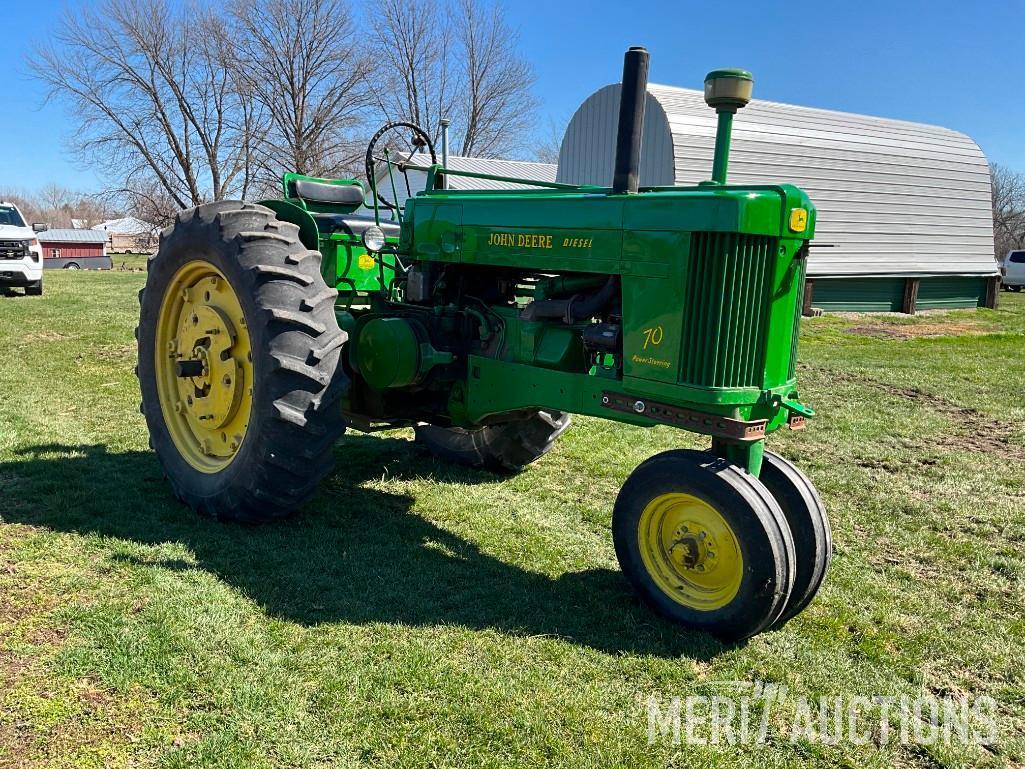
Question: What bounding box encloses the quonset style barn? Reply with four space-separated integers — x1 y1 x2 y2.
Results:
557 83 998 312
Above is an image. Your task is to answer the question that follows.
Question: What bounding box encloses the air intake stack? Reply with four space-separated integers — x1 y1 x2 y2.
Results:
703 69 753 185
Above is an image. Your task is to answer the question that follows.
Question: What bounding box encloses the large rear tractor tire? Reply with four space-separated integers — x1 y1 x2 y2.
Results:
136 201 347 523
414 410 570 472
612 449 795 642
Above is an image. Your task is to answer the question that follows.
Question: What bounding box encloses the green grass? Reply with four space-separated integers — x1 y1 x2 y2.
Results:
1 273 1023 768
107 253 150 272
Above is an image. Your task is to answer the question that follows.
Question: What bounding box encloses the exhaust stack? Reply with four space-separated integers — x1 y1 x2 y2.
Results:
612 46 650 194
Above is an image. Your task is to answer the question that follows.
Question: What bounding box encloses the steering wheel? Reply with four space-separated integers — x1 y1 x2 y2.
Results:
364 121 438 211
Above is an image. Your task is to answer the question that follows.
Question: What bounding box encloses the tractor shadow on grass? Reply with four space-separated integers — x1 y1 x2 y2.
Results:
0 440 726 660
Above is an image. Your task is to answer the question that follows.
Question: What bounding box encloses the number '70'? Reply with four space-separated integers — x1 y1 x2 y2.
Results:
642 326 664 349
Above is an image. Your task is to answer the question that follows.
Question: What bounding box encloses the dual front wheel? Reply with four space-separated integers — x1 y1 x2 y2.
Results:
613 449 830 641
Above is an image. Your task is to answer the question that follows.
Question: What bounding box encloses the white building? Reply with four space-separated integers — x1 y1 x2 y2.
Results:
557 82 998 312
93 216 159 254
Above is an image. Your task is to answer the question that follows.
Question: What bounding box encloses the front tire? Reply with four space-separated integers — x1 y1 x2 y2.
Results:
612 449 795 642
759 451 831 629
414 410 570 472
25 281 42 296
137 201 347 523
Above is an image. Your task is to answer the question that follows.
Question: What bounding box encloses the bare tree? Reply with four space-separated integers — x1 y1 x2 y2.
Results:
992 163 1025 259
114 179 182 228
32 0 540 211
372 0 536 160
231 0 376 186
452 0 536 157
30 0 257 211
370 0 456 147
0 186 120 229
532 117 566 165
38 184 75 215
0 190 46 225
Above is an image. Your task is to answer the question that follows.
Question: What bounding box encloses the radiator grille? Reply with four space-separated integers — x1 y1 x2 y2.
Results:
787 257 808 379
0 240 27 260
680 232 775 388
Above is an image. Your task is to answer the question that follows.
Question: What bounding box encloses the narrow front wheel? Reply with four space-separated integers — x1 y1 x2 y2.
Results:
612 449 795 642
759 451 831 629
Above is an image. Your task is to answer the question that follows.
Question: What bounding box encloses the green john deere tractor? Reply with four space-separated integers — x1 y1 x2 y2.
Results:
136 47 830 641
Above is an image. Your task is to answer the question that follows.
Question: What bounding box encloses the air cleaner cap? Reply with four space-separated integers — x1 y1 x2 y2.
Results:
704 69 754 110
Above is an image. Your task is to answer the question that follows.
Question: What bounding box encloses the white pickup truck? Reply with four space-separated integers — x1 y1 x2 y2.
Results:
1001 249 1025 292
0 201 45 296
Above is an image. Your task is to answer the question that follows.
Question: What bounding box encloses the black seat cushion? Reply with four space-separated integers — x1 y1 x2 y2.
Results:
311 213 401 239
293 179 365 207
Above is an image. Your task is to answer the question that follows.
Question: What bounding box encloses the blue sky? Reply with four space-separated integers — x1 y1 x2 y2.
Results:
3 0 1024 193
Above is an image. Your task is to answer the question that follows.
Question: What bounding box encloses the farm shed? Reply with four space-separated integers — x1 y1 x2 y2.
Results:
372 155 558 215
37 229 111 270
557 83 998 312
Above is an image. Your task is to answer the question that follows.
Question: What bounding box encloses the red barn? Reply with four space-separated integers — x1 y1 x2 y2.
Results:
37 229 112 270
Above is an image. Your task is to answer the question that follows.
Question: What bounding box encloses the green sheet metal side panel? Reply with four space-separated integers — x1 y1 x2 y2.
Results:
813 276 987 311
812 278 905 312
916 276 987 310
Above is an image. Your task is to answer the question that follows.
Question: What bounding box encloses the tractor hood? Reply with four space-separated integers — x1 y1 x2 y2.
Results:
403 182 816 273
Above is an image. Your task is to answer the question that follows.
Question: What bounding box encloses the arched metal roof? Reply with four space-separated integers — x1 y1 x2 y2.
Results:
557 83 996 278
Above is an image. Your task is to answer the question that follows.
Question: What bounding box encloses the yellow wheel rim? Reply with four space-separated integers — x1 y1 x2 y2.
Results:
154 260 253 473
638 492 744 611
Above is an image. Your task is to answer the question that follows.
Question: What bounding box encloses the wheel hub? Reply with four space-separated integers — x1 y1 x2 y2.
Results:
637 492 743 611
669 524 721 573
154 262 253 472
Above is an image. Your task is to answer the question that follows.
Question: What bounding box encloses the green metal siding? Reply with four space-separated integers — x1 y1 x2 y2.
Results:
916 276 987 310
812 276 987 312
812 278 904 312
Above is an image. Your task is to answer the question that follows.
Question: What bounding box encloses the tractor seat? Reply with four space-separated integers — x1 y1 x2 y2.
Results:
292 178 365 207
310 212 401 239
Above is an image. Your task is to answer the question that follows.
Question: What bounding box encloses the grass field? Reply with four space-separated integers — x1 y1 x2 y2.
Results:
1 271 1023 768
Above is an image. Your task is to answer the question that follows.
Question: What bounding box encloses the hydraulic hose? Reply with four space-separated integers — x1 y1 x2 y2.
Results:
520 276 618 323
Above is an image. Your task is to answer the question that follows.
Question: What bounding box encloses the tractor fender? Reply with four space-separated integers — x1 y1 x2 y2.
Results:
258 199 320 252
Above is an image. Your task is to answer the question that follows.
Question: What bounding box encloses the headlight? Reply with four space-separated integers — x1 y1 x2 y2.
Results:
28 239 39 247
361 226 385 253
